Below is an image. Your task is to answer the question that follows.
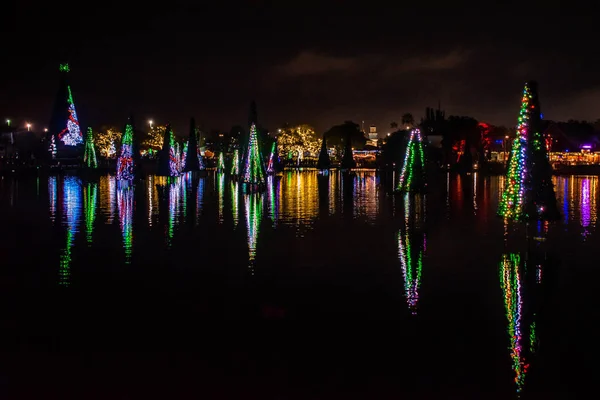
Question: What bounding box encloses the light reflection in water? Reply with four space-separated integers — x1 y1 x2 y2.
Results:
196 177 205 225
59 176 82 286
397 193 426 315
166 176 185 247
48 176 57 223
553 176 598 236
231 179 239 229
244 193 263 275
266 175 280 226
99 175 116 224
117 183 134 264
353 171 379 222
499 252 540 398
217 172 225 223
473 172 478 213
84 182 98 245
279 171 318 231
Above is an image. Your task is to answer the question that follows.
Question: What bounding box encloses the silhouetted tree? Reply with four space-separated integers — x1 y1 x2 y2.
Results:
184 117 200 172
317 133 331 170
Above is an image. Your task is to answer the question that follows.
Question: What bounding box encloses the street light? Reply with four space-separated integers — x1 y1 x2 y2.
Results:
26 123 31 131
6 119 10 126
149 120 153 129
44 128 48 132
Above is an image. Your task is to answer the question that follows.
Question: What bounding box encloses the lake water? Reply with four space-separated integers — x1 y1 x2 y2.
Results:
1 171 597 399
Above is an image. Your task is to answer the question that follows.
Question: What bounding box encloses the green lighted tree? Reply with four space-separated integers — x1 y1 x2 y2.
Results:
241 123 266 185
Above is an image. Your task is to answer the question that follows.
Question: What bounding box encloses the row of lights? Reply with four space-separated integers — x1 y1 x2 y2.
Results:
5 119 47 132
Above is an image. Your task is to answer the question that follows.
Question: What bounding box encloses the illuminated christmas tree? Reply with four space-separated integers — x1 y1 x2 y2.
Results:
217 152 225 172
83 127 98 168
116 120 135 180
523 82 559 220
184 118 200 172
241 123 266 186
396 128 426 193
317 134 331 170
48 63 84 159
231 148 240 175
498 81 558 221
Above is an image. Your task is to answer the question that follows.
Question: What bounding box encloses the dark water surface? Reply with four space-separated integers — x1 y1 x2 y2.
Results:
1 171 598 399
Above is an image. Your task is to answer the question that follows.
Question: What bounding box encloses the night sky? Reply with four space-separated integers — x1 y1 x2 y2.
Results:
2 2 598 136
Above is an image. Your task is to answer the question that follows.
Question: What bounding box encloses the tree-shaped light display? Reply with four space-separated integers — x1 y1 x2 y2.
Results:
48 63 83 159
217 152 225 172
116 121 135 180
83 127 98 168
241 123 266 186
396 128 426 193
498 81 559 221
231 148 240 176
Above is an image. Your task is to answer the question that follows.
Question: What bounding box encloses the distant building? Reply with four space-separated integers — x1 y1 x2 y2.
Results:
366 125 378 147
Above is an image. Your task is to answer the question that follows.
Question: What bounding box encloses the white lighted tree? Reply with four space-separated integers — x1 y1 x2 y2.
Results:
277 124 321 160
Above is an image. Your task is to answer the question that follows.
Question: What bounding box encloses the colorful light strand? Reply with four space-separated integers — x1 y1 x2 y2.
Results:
84 127 98 168
116 123 135 180
241 123 266 186
396 128 426 192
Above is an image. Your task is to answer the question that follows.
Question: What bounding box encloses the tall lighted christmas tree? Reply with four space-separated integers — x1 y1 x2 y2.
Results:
217 152 225 172
48 63 84 160
317 134 331 170
83 127 98 168
241 123 266 186
116 120 135 180
184 118 200 172
498 81 558 221
231 148 240 175
396 128 426 193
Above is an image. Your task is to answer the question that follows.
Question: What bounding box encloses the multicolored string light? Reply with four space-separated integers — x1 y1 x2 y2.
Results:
84 127 98 168
498 85 531 220
396 128 426 192
241 123 266 186
116 123 135 180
